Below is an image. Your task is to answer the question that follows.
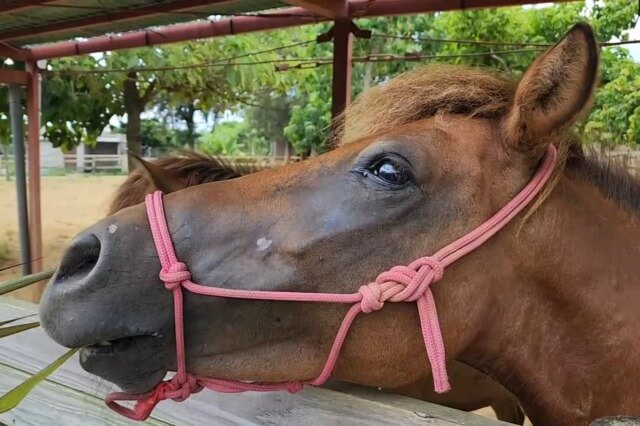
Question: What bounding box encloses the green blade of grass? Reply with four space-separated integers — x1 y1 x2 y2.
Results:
0 269 55 296
0 314 36 327
0 348 78 413
0 322 40 339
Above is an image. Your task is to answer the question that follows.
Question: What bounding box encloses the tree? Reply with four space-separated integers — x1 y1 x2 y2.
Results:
244 91 292 155
45 35 283 170
42 55 123 151
583 49 640 148
281 0 639 151
284 89 331 156
39 0 640 163
199 121 259 156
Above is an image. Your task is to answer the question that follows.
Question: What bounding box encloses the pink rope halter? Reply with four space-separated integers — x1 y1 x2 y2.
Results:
106 145 557 421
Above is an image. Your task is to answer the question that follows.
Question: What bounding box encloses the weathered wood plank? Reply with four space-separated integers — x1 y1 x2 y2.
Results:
0 296 507 425
0 363 169 426
590 418 640 426
325 381 510 425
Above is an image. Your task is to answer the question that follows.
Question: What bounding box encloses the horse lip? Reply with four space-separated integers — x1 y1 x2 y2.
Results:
81 333 161 350
79 334 168 394
83 334 155 353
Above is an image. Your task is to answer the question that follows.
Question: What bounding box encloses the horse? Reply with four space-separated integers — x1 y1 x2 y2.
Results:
40 23 640 424
107 152 257 215
114 152 524 423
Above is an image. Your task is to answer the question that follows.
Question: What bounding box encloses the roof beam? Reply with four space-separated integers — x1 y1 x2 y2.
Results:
25 0 576 60
0 0 56 14
28 7 324 60
0 68 29 85
0 0 239 42
0 42 28 60
349 0 575 17
280 0 347 18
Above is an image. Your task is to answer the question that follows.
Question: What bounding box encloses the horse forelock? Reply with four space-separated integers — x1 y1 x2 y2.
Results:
336 65 517 146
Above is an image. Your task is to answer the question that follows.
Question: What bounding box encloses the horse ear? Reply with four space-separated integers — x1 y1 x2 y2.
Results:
128 153 185 194
503 23 599 152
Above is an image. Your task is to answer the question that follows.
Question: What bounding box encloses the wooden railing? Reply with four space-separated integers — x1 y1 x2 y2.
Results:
63 154 123 172
220 155 301 167
2 154 302 176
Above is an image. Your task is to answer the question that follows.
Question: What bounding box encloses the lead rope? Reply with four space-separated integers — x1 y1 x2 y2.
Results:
107 145 557 421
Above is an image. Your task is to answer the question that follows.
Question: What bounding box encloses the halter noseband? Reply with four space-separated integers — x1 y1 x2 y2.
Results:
107 145 557 421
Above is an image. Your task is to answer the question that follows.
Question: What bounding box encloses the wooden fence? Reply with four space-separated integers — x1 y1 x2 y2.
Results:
1 154 302 176
63 154 124 173
217 155 301 168
61 154 301 173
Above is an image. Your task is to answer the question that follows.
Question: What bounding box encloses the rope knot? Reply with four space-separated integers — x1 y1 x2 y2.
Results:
285 382 304 393
359 257 445 310
358 282 384 313
159 262 191 290
412 256 444 283
162 374 202 402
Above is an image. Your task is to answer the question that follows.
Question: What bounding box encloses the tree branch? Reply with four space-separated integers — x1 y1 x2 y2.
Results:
140 79 157 106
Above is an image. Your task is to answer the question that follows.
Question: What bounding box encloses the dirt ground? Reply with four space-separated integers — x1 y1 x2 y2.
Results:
0 174 126 300
0 174 528 423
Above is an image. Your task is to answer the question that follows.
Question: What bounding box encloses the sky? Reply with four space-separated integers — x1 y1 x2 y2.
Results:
626 20 640 61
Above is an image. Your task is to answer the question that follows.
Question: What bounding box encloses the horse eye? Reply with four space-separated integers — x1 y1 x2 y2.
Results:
372 159 410 185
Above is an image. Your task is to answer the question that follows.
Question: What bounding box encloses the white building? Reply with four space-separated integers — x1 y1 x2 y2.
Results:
39 131 127 173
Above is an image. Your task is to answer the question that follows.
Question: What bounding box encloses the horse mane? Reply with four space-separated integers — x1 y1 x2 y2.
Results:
108 151 264 214
336 64 640 218
335 65 516 145
150 150 262 185
566 145 640 216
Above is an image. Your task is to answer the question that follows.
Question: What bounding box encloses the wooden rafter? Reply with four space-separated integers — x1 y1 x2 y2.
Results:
0 0 238 42
0 0 56 14
281 0 347 18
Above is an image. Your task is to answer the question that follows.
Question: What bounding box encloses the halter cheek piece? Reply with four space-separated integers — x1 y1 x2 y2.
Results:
107 145 558 421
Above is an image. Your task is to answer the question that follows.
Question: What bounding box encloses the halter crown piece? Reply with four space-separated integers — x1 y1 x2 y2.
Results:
107 145 558 421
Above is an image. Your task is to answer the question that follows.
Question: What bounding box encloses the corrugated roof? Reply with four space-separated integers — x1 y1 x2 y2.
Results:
0 0 288 47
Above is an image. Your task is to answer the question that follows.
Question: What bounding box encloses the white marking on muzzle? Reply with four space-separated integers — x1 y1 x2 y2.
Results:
256 237 273 251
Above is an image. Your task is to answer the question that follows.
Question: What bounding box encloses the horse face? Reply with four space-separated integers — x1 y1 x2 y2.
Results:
40 23 598 394
39 119 506 392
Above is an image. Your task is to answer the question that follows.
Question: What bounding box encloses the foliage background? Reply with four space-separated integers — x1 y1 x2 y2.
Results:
1 1 637 159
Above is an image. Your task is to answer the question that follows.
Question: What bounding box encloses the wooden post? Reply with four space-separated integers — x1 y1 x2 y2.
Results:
331 19 353 121
26 62 43 277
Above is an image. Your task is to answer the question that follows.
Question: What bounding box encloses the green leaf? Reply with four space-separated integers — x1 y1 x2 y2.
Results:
0 348 78 413
0 269 55 296
0 314 36 327
0 322 39 338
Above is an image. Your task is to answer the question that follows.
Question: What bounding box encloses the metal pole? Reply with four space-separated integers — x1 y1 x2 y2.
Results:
8 84 31 275
331 19 353 120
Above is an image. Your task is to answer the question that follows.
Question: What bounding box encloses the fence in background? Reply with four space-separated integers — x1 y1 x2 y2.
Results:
63 154 124 173
0 154 302 176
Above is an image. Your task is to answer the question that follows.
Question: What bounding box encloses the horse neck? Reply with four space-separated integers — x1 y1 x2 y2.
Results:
460 170 640 424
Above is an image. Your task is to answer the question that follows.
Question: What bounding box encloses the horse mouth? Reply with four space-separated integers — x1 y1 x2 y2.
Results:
82 335 156 356
79 334 168 393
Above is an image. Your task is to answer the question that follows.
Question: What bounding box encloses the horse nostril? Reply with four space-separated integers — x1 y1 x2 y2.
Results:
55 233 101 284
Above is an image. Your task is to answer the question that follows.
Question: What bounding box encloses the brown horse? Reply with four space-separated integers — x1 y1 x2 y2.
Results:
40 23 640 424
107 152 257 215
115 152 524 423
